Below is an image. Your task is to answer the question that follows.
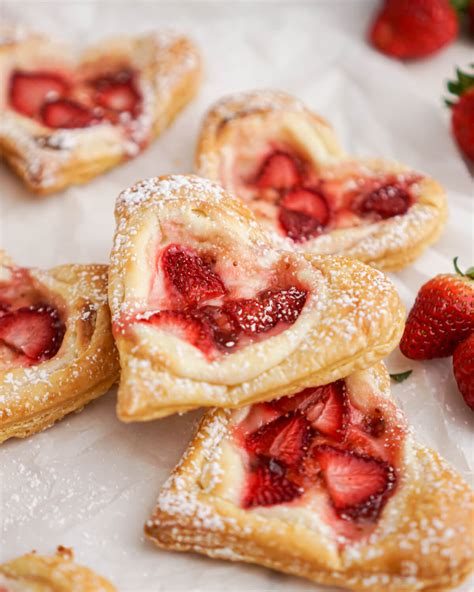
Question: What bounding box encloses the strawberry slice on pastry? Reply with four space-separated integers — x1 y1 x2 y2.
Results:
197 90 447 271
0 250 119 444
109 175 404 422
0 26 202 194
146 363 474 592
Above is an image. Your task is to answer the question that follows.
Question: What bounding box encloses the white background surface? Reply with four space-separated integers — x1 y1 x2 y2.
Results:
1 1 473 591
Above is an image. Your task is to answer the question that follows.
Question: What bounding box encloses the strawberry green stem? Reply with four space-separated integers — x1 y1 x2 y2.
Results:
453 257 474 279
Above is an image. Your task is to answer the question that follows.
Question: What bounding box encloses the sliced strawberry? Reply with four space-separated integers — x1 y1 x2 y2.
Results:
245 414 311 467
242 460 302 508
256 151 301 190
225 286 307 335
161 244 227 307
194 305 239 351
0 306 64 361
281 187 330 222
146 310 214 354
279 209 323 242
9 70 68 118
279 188 330 242
357 184 410 220
261 286 308 324
306 382 346 441
40 99 100 129
313 445 396 521
269 387 323 414
94 70 141 116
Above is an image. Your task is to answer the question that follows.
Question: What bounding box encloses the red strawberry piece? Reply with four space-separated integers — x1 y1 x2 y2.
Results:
453 333 474 411
94 69 141 116
269 387 323 414
245 414 311 467
224 297 275 334
400 258 474 360
279 188 330 242
260 286 308 324
356 184 410 220
306 382 346 441
0 306 64 361
446 68 474 162
256 151 301 190
146 309 214 354
242 460 302 508
40 99 100 129
193 305 239 351
225 286 307 335
313 445 396 521
9 70 68 118
368 0 458 60
161 244 227 307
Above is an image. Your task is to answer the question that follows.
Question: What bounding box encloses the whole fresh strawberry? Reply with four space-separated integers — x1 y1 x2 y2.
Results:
369 0 459 59
400 258 474 360
453 333 474 410
446 67 474 161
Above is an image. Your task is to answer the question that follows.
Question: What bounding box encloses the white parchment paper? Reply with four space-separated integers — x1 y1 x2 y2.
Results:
0 2 473 590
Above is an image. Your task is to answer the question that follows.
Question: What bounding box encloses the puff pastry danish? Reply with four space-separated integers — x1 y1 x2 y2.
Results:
0 251 119 443
0 547 116 591
109 174 404 421
0 25 201 194
146 363 474 592
196 90 447 271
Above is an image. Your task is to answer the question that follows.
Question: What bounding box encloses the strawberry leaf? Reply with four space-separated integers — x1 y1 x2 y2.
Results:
390 370 412 383
445 65 474 108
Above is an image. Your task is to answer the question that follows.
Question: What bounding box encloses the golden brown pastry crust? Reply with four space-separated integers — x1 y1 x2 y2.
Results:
145 363 474 592
196 90 447 272
0 251 119 443
0 547 116 591
0 25 202 195
109 174 404 422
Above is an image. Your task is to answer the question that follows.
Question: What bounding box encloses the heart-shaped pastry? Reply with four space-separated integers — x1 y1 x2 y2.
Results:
146 362 474 592
0 250 119 443
0 25 201 194
109 175 404 422
0 547 117 591
196 90 447 271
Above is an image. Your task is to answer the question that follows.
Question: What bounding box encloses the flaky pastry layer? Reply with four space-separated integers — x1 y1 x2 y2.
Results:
146 363 474 592
196 90 447 271
109 175 404 422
